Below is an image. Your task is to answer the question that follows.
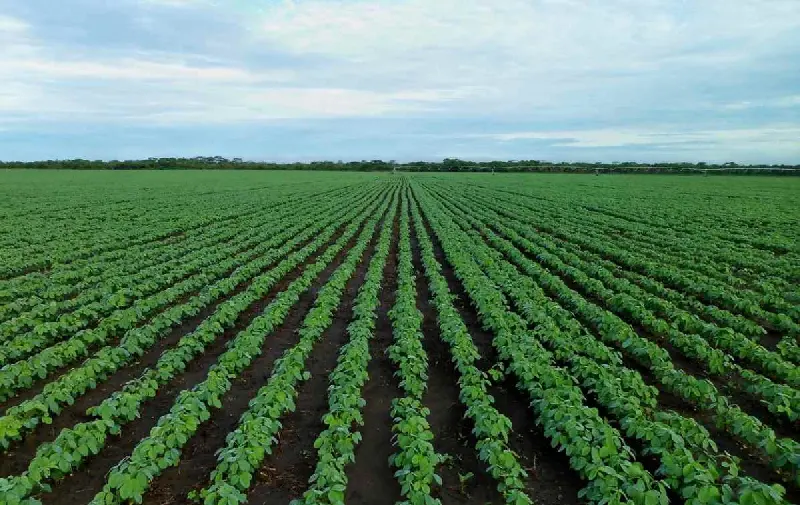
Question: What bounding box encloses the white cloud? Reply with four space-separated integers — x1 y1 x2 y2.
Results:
249 0 800 123
0 59 477 124
257 0 800 78
138 0 210 6
0 5 485 125
135 87 445 124
0 57 292 82
723 95 800 110
0 14 28 34
0 14 30 52
0 1 798 161
471 125 800 150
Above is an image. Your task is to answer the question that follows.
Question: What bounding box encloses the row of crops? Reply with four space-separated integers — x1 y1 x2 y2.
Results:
0 170 797 505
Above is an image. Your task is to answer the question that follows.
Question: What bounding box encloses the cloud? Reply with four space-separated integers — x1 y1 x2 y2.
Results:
0 14 28 33
455 125 800 163
0 0 798 162
133 87 453 124
723 95 800 110
472 125 800 149
257 0 800 77
249 0 800 137
139 0 208 5
1 57 291 82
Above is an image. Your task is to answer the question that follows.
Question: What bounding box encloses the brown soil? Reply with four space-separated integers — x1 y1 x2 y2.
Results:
33 220 361 505
760 330 783 351
244 220 383 505
344 205 402 505
8 183 793 505
0 226 327 474
414 204 583 505
483 216 797 439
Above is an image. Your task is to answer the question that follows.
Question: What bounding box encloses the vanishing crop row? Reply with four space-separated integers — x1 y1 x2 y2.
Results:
292 188 397 505
412 185 666 505
420 184 789 504
410 190 534 505
429 184 800 422
426 184 800 487
89 184 395 505
0 186 383 451
385 189 444 505
0 184 393 505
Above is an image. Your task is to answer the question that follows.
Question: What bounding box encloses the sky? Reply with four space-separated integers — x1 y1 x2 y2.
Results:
1 0 799 163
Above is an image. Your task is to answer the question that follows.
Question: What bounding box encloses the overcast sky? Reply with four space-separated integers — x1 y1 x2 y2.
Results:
1 0 798 163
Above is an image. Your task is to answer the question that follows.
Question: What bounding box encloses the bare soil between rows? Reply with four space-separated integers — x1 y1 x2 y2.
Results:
5 184 794 505
413 195 584 505
22 218 361 505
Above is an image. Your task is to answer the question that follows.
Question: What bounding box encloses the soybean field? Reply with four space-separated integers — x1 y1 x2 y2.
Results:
0 170 798 505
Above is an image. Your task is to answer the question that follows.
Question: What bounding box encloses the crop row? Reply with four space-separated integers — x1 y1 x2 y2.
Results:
418 184 790 504
0 186 383 451
0 178 360 281
458 183 799 332
291 187 397 504
419 183 800 486
429 184 800 421
0 194 346 363
450 180 791 291
0 183 394 505
0 183 362 323
411 185 667 505
410 189 534 505
0 186 311 304
470 180 797 268
456 181 800 322
0 186 384 406
451 183 771 340
89 184 396 505
0 188 279 280
385 189 444 505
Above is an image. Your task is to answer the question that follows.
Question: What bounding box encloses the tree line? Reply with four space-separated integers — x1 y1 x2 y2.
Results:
1 157 798 174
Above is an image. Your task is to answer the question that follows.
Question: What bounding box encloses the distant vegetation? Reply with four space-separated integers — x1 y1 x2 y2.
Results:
2 156 799 174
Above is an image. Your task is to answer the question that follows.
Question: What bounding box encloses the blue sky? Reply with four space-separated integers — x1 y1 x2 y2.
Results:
1 0 798 163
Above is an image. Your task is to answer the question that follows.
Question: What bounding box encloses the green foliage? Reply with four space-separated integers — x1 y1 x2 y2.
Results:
0 172 796 505
414 177 797 501
385 191 445 505
0 180 393 504
194 188 397 505
3 156 799 174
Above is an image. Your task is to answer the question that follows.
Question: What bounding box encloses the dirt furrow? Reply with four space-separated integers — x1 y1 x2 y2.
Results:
35 224 361 505
417 216 582 505
246 226 383 505
344 210 402 505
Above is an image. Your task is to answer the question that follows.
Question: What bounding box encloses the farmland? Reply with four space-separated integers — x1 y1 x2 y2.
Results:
0 170 798 505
